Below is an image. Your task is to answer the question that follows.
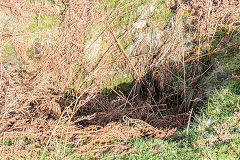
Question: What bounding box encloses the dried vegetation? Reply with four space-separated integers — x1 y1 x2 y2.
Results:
0 0 239 158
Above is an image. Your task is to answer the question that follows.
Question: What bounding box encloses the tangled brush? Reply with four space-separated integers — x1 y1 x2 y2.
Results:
1 0 239 158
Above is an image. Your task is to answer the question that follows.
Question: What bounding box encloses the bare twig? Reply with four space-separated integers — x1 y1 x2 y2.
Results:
186 108 193 136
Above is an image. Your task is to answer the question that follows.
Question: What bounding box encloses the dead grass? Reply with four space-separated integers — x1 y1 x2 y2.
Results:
0 0 239 158
1 0 61 20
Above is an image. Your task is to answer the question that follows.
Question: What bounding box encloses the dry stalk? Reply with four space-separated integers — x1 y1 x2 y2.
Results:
106 23 142 82
186 108 193 136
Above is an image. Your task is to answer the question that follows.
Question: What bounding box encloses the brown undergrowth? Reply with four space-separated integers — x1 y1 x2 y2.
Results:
0 0 239 158
0 65 183 158
0 0 180 158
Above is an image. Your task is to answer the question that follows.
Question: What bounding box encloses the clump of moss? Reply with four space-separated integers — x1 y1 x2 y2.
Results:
26 14 59 32
222 54 240 75
2 44 16 56
98 0 174 30
99 0 148 29
1 44 17 63
150 0 175 24
227 80 240 95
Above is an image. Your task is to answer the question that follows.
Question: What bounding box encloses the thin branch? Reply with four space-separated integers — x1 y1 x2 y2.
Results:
187 108 193 136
